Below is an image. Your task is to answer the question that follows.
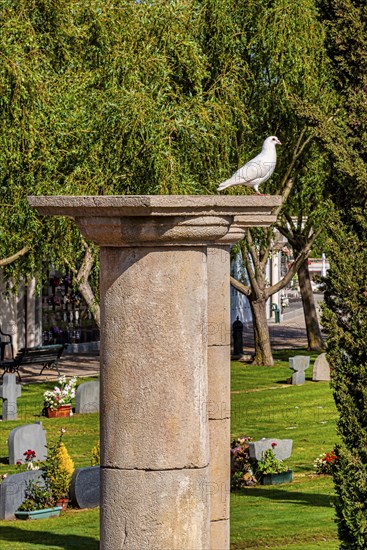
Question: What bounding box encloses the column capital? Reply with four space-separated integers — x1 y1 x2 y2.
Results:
28 195 282 247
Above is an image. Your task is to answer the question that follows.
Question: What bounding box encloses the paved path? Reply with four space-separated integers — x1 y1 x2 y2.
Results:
243 311 309 353
243 296 324 353
19 353 100 384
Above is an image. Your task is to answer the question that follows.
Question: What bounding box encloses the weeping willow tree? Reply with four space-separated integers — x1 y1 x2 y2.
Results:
0 0 345 352
0 0 251 315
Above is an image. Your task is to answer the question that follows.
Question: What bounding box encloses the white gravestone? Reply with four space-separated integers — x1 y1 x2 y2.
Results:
248 438 293 461
0 374 21 421
289 355 310 385
8 422 47 465
75 380 100 414
312 353 331 381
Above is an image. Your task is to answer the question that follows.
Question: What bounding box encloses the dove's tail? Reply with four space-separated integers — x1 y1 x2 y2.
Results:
217 176 242 191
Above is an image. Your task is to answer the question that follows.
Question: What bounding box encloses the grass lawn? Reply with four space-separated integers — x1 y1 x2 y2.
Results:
0 354 340 549
0 509 99 549
0 376 100 550
231 350 339 549
0 376 100 476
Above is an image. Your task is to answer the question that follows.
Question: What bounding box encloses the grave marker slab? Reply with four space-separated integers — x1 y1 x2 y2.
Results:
248 438 293 461
75 380 100 414
70 466 100 508
8 422 47 465
312 353 331 381
289 355 310 385
0 470 44 520
0 374 21 421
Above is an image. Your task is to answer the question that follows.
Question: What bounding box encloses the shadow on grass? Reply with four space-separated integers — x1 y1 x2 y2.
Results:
0 526 98 549
232 486 335 508
274 376 321 384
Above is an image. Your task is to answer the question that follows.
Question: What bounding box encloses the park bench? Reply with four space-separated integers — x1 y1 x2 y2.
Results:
0 344 65 382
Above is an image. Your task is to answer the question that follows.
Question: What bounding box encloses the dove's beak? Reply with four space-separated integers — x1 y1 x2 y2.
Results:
276 138 282 145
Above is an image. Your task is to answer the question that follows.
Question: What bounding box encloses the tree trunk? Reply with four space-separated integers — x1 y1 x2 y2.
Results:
249 298 274 366
298 259 324 351
76 247 101 328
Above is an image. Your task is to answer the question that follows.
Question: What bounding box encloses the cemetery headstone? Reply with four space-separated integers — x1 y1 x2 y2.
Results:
312 353 331 381
0 469 44 520
75 380 100 414
248 438 293 461
289 355 310 385
70 466 100 508
0 373 21 421
8 422 47 465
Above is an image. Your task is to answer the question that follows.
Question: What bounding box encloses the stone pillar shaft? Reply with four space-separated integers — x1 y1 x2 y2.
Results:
100 246 210 548
207 246 231 548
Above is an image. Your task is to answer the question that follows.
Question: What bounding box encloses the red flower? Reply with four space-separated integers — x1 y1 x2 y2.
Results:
271 442 278 448
23 449 36 461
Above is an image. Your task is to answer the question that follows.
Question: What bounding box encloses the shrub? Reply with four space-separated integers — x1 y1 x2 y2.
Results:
41 428 74 501
255 444 289 477
322 211 367 548
91 441 100 466
17 480 54 512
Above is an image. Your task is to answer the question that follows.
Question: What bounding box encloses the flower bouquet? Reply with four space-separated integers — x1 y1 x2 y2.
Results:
16 449 40 471
230 436 257 489
43 376 77 416
314 450 338 475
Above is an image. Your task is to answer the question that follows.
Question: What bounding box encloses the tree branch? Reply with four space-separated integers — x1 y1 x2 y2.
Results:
272 126 314 217
230 275 251 296
240 238 262 297
75 246 100 328
276 221 299 249
64 245 100 328
244 230 262 276
265 250 308 298
0 246 31 267
261 175 294 270
284 211 296 233
265 229 321 298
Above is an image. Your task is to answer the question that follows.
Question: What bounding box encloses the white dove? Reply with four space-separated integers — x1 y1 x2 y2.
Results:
217 136 281 194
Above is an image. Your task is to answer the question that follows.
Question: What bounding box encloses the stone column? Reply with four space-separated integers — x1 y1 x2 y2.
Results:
271 250 281 312
28 195 281 550
207 245 231 549
26 278 42 347
100 245 210 549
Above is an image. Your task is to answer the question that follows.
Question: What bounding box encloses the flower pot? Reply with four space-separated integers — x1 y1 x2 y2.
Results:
260 470 293 485
46 404 72 418
15 506 62 520
56 497 69 511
